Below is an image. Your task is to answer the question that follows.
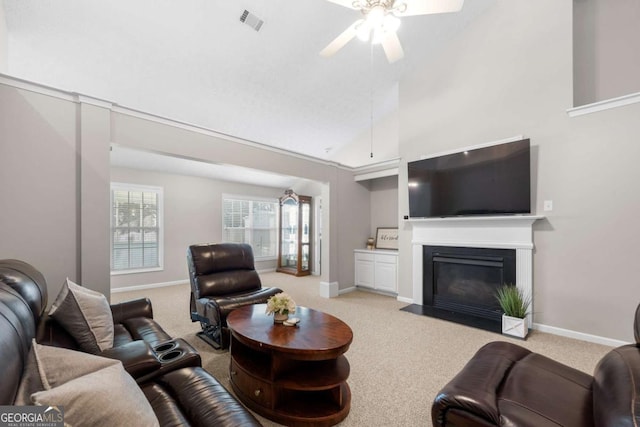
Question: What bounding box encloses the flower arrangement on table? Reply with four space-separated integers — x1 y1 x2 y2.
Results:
266 292 296 322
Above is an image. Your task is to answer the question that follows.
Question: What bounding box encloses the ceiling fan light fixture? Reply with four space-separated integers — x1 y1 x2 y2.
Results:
321 0 464 63
391 2 407 15
371 28 385 44
365 5 386 27
383 14 400 33
356 21 371 41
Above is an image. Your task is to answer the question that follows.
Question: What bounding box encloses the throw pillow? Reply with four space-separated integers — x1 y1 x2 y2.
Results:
14 339 119 404
31 363 159 427
49 278 114 353
13 340 44 405
15 340 159 427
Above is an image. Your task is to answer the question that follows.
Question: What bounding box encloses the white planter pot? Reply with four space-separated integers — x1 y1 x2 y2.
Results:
273 312 289 324
502 314 528 339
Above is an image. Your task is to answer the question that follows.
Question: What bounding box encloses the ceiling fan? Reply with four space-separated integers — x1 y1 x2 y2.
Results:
320 0 464 63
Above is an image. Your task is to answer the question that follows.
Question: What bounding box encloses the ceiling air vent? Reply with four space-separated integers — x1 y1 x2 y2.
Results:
240 10 264 32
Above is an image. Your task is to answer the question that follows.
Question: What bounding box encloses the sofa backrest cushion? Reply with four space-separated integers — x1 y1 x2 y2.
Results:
0 282 35 405
187 243 261 298
592 344 640 427
0 284 35 360
0 259 48 323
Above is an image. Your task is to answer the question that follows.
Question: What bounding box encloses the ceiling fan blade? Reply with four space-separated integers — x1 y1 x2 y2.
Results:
394 0 464 17
320 20 362 58
381 31 405 63
324 0 360 10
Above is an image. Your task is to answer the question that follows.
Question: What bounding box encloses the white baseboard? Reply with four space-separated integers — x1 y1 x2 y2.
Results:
531 323 630 347
355 286 397 298
319 281 339 298
387 298 630 347
111 280 187 294
339 286 356 295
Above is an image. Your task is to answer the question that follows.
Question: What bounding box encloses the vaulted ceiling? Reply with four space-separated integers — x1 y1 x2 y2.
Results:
2 0 492 170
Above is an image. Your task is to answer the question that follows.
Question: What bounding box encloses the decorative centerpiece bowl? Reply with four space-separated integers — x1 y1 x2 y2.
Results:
266 292 296 324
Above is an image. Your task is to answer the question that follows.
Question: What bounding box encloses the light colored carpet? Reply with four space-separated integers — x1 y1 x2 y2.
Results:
113 272 613 426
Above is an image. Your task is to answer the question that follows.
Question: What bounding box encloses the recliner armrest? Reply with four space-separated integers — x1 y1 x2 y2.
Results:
111 297 154 324
593 344 640 426
432 341 531 427
98 340 161 379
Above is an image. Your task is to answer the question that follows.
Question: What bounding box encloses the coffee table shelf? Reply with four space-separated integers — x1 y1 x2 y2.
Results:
227 304 353 427
276 356 350 389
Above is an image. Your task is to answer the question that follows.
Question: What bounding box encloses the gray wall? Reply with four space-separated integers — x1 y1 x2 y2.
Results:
369 176 399 239
0 84 76 297
0 85 111 300
110 113 370 290
110 167 288 289
335 168 371 286
573 0 640 106
397 0 640 343
0 77 370 299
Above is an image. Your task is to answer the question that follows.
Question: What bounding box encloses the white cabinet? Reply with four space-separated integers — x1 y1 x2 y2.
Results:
354 250 398 294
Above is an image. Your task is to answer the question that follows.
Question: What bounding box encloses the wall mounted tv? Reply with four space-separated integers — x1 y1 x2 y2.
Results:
408 139 531 218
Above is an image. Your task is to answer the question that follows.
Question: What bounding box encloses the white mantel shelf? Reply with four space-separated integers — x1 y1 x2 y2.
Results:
408 215 544 250
407 214 544 224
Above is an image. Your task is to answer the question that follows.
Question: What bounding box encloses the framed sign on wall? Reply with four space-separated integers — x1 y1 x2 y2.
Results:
375 227 398 250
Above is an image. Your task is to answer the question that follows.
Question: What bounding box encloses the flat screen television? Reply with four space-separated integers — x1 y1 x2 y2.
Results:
408 139 531 218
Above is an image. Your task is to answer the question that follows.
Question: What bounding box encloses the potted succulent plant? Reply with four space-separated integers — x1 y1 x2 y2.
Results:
496 284 531 339
265 292 296 323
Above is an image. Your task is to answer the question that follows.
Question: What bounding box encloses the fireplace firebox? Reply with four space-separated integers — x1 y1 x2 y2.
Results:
420 246 516 330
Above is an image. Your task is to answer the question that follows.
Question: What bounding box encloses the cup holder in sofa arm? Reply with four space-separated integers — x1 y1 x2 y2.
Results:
134 339 202 383
159 349 185 362
154 341 178 353
151 338 201 371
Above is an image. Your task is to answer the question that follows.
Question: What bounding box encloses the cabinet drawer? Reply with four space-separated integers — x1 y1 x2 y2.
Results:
355 252 375 262
230 359 272 408
375 254 397 264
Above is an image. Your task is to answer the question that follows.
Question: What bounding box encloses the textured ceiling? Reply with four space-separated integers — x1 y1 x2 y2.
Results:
3 0 492 168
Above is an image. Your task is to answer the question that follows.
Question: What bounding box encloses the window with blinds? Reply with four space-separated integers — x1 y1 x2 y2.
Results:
223 195 278 259
111 183 163 274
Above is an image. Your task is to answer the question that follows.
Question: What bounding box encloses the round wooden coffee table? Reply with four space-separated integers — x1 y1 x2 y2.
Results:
227 304 353 427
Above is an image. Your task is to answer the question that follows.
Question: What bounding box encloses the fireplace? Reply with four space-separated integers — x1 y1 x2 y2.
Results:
402 215 541 334
423 246 516 323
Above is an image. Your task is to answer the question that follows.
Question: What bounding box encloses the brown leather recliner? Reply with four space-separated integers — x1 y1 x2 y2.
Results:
432 304 640 427
187 243 282 349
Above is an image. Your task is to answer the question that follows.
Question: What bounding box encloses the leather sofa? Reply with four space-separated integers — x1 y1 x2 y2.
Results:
0 259 261 426
432 304 640 427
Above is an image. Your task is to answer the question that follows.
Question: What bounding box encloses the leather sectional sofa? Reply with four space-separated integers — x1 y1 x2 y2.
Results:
0 259 261 426
432 304 640 427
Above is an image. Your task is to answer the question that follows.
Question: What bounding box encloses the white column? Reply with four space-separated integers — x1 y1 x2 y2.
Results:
412 243 423 304
516 248 533 327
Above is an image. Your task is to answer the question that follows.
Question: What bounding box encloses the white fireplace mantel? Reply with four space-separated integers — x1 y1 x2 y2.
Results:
409 215 543 249
410 215 544 325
